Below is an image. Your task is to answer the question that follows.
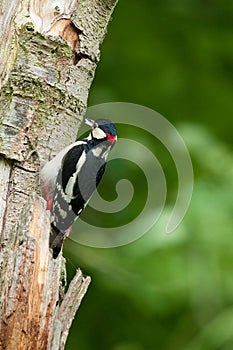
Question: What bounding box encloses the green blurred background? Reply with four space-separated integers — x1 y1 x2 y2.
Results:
65 1 233 349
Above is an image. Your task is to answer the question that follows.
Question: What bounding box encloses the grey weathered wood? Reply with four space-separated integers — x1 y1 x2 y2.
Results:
0 0 118 348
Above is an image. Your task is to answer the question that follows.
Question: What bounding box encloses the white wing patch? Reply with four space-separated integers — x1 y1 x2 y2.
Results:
92 127 106 139
40 140 86 196
64 150 86 202
58 205 67 219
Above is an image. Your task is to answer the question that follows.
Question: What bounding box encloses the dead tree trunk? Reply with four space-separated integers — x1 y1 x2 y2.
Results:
0 1 118 349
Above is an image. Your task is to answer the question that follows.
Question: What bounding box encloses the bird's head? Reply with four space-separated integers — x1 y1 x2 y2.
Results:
85 118 117 145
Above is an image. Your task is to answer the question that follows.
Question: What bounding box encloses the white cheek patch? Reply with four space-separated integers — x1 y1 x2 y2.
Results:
92 127 106 139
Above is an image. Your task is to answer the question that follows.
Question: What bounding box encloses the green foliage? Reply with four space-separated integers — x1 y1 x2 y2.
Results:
65 1 233 349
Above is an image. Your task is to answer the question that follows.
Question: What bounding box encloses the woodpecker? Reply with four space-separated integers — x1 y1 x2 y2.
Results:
40 118 117 258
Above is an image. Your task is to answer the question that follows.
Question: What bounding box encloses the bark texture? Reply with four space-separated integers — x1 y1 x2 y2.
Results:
0 0 118 349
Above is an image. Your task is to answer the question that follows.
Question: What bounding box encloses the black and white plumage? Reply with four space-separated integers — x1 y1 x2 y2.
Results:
40 118 117 258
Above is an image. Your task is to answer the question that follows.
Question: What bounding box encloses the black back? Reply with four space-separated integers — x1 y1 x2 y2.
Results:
51 142 107 233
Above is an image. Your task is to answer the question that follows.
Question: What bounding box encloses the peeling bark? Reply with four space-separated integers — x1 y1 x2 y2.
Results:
0 0 118 349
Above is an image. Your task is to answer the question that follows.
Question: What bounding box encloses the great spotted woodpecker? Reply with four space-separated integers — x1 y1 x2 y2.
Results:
40 118 117 258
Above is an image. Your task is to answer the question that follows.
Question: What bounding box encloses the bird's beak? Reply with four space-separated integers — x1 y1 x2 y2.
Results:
85 119 98 128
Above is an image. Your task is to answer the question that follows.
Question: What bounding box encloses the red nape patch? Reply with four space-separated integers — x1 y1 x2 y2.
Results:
106 132 117 144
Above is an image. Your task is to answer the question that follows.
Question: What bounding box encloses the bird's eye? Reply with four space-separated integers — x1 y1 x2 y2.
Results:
92 127 106 139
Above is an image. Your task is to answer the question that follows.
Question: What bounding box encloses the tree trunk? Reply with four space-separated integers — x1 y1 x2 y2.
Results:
0 0 118 349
